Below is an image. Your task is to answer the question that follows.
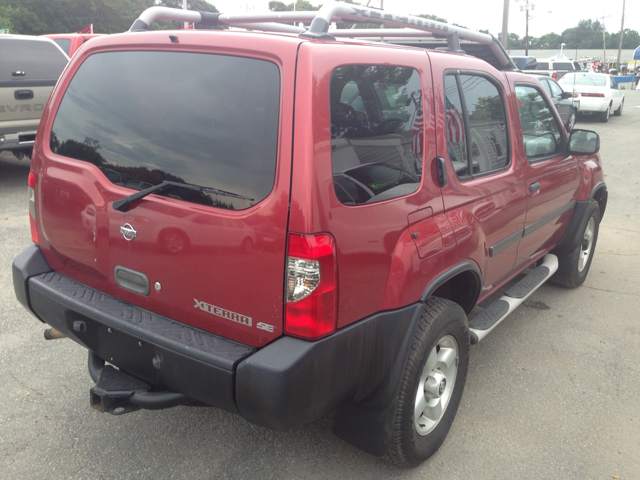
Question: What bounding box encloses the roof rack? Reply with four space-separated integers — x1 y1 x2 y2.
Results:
129 1 515 71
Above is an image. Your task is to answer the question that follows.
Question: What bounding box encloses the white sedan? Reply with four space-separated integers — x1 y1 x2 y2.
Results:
558 73 624 123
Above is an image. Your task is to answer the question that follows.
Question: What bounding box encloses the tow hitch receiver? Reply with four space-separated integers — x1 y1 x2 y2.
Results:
88 352 191 414
90 365 150 415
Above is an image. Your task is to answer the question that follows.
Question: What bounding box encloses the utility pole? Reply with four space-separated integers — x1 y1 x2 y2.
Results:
600 15 610 69
617 0 625 70
501 0 509 49
519 0 534 56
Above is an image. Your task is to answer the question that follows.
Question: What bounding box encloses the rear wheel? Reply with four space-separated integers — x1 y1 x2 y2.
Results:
551 200 600 288
599 103 611 122
613 99 624 116
387 297 469 468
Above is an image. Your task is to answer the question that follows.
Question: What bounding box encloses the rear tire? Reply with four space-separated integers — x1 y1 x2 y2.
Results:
599 104 611 122
387 297 469 468
551 200 600 288
613 99 624 116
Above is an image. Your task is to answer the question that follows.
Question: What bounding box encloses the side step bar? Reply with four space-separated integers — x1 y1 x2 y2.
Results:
469 254 558 344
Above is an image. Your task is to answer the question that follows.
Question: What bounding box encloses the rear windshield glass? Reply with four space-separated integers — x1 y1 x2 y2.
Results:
559 74 606 87
553 62 573 70
0 38 68 82
50 51 280 211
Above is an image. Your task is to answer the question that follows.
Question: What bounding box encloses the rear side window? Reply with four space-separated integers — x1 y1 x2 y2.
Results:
535 62 549 70
50 51 280 211
52 38 72 55
0 38 68 83
444 73 510 179
330 65 423 206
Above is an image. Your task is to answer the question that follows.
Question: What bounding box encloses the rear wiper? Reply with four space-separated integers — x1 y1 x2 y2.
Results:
112 180 254 212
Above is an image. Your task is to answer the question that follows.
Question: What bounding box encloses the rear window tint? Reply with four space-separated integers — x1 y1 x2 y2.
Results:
553 62 573 70
0 38 68 82
50 51 280 211
330 65 423 206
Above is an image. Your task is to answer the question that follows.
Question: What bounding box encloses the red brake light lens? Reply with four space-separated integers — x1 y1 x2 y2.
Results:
285 233 337 341
581 93 605 98
28 171 38 244
552 72 558 80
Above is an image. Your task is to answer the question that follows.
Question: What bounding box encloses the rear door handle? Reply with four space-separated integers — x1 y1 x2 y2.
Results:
530 182 541 194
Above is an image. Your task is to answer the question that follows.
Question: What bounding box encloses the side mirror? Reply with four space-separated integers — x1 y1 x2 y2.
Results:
568 129 600 155
561 91 573 99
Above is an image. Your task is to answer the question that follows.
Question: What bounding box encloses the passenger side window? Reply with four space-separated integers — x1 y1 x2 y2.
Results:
444 73 510 179
330 65 423 206
515 85 564 162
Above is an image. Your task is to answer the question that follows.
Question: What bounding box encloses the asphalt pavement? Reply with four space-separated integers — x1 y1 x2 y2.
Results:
1 91 639 479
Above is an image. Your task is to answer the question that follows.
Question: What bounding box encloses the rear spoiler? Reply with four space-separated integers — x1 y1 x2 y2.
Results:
129 1 516 72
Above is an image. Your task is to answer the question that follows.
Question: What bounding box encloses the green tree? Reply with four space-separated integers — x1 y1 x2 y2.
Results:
535 32 561 49
561 19 604 49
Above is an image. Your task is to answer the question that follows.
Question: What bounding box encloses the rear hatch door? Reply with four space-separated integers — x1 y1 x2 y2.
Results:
37 33 297 347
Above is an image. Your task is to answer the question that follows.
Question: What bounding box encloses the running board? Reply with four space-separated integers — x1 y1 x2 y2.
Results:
469 254 558 344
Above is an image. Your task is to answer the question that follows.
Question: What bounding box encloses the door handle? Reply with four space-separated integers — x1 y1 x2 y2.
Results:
435 157 447 188
530 182 541 194
15 90 34 100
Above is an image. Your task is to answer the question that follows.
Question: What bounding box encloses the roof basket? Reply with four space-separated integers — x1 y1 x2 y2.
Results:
129 1 515 71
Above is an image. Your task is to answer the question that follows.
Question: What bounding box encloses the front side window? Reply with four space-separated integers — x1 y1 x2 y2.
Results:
515 85 564 161
548 80 563 99
51 51 280 210
330 65 423 206
444 73 510 179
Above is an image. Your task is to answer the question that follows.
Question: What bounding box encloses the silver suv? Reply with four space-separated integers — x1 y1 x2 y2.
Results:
0 35 68 159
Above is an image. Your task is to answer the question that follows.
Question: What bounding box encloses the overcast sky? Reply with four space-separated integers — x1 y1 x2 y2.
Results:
206 0 639 41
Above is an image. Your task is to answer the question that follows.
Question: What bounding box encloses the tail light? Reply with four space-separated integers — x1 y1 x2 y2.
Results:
285 233 337 340
27 171 38 244
552 72 558 80
581 93 605 98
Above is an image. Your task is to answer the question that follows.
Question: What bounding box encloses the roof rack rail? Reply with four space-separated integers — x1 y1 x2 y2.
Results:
129 1 515 71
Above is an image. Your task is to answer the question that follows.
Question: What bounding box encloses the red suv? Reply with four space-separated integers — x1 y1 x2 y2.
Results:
13 3 606 467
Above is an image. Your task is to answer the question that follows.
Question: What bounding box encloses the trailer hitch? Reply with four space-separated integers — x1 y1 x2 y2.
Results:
88 351 190 415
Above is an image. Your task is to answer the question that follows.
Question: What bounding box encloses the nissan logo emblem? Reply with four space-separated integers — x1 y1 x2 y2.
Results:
120 223 137 241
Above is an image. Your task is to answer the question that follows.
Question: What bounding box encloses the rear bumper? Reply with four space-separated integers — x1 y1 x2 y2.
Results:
0 120 39 150
13 245 421 431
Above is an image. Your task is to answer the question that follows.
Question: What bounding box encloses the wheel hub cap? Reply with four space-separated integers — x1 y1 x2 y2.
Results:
414 335 459 436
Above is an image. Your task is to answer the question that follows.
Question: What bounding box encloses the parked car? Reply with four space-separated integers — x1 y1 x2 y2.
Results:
511 55 537 70
0 35 69 159
558 72 624 122
534 56 584 80
43 33 103 57
13 2 606 468
535 75 580 131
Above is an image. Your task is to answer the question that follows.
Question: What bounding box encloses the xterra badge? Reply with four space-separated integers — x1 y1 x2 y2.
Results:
194 299 252 327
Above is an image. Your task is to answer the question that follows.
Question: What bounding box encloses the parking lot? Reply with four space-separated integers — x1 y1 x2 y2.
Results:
1 90 639 479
